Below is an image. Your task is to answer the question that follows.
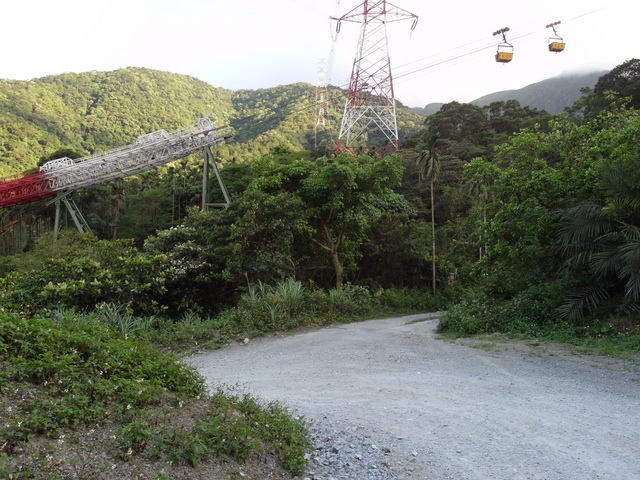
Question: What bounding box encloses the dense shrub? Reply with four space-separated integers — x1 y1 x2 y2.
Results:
374 286 451 311
149 280 444 347
0 234 170 315
437 285 565 337
0 310 204 451
214 281 444 337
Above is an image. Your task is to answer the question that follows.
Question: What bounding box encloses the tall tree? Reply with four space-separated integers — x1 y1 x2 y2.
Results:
569 59 640 120
463 108 640 297
233 153 406 289
416 134 441 293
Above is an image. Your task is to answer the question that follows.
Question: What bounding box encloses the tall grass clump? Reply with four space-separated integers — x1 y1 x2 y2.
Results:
215 279 444 339
87 279 445 355
95 302 156 337
222 278 308 334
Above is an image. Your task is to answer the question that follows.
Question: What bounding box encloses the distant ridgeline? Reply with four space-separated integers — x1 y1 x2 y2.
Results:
470 71 605 114
0 67 425 178
413 71 605 116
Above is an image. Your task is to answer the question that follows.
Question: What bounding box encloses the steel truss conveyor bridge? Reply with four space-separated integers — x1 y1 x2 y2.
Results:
0 116 234 233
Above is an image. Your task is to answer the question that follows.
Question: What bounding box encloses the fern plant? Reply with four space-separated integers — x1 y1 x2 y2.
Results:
558 159 640 321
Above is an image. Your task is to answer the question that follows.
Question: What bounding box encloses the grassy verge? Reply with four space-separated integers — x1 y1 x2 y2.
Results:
149 282 451 354
0 281 447 478
0 281 450 478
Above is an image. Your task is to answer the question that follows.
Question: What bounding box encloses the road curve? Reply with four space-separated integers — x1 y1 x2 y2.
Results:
187 314 640 480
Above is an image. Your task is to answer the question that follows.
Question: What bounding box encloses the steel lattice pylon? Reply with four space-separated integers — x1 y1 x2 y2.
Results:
333 1 417 154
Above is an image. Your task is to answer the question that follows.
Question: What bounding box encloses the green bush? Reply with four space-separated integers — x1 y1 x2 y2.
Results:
0 310 205 451
204 388 311 474
437 290 501 335
150 314 231 352
0 236 170 316
374 286 451 311
206 279 446 339
437 286 563 336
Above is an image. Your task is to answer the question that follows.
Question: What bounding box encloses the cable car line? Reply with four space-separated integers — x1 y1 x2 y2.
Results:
388 0 626 87
394 43 495 81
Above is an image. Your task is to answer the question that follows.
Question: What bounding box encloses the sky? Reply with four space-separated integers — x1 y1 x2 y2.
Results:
2 0 638 108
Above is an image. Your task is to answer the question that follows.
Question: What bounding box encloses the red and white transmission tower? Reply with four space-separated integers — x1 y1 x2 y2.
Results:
332 0 417 154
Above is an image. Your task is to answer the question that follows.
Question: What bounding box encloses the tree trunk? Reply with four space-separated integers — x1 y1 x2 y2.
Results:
319 223 346 290
431 180 436 294
331 248 345 290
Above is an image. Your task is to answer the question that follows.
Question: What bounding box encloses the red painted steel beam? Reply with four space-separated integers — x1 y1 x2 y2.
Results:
0 171 55 208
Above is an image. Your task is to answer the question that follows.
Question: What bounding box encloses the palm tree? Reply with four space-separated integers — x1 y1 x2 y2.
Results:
416 134 441 294
464 177 492 261
558 159 640 320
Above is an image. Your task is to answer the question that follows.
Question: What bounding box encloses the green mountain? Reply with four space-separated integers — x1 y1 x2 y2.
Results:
470 71 605 114
412 103 443 117
0 68 425 177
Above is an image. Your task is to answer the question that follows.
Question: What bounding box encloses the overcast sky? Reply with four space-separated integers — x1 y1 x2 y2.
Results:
2 0 637 108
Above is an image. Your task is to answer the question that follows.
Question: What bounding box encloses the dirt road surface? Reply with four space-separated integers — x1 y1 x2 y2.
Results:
188 314 640 480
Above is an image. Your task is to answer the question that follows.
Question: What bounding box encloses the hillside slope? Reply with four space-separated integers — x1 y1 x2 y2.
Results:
0 68 425 177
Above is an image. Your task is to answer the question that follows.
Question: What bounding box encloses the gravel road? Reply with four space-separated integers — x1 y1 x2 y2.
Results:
187 313 640 480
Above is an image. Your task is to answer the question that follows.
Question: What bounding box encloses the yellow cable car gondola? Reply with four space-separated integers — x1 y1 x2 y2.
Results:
493 27 513 63
546 21 565 52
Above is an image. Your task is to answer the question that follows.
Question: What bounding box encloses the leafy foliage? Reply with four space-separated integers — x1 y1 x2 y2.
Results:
0 310 204 450
583 58 640 119
144 207 239 314
0 231 170 315
202 279 449 339
230 152 410 289
460 108 640 297
558 153 640 320
437 285 567 337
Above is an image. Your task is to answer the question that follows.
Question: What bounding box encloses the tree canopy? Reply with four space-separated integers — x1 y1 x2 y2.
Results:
3 60 640 334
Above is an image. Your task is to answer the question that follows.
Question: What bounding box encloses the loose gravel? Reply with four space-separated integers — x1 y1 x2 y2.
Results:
187 314 640 480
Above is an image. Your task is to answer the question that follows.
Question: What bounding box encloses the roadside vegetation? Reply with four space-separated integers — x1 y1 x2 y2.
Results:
0 268 446 478
3 276 433 478
0 308 313 479
2 60 640 477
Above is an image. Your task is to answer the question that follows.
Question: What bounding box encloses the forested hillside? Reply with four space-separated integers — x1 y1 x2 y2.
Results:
0 68 235 176
0 67 424 177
